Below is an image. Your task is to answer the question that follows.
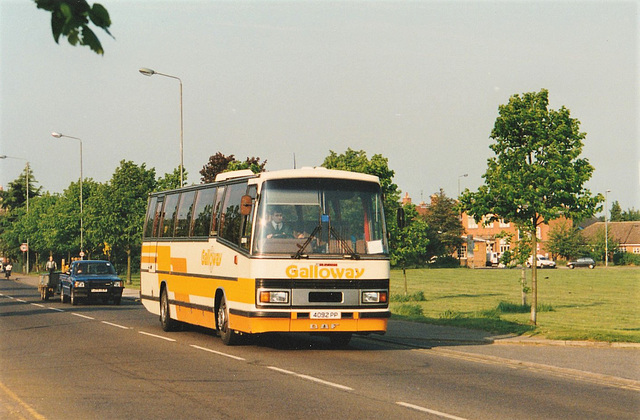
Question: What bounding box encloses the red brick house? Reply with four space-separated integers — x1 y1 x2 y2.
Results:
400 193 567 267
458 211 567 268
580 221 640 255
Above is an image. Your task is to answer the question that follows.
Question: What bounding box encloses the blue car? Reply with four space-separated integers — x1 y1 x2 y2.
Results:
60 260 123 305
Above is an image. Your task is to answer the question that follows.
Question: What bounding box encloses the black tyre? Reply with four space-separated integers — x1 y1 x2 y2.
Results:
329 333 352 348
160 288 178 332
217 296 239 345
70 288 78 306
61 287 69 303
589 264 595 269
568 264 575 269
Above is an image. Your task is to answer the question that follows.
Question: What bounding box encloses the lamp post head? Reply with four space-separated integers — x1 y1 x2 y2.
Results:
139 67 156 76
51 132 62 138
0 155 6 159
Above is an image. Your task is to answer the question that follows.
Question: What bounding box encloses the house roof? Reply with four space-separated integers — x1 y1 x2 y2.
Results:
581 221 640 245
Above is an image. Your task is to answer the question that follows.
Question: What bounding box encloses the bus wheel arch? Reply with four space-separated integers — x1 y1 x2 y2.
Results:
215 289 240 346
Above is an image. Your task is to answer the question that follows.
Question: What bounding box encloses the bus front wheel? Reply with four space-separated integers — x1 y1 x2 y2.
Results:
217 296 240 346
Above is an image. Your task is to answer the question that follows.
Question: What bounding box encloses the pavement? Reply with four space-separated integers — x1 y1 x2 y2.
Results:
5 272 640 387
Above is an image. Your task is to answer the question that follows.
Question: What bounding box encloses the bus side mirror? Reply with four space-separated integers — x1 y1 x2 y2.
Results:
240 195 253 216
396 208 405 229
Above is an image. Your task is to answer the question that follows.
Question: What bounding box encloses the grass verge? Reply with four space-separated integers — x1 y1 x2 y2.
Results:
390 266 640 342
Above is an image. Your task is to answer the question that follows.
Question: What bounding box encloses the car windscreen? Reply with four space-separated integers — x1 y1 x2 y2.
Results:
75 262 117 275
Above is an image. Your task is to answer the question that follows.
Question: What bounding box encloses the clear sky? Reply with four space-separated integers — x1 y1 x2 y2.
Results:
1 0 638 212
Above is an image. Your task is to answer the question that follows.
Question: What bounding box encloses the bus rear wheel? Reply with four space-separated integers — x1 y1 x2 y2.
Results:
217 296 240 346
160 288 178 332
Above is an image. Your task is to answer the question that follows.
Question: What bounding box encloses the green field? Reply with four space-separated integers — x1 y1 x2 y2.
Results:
390 266 640 343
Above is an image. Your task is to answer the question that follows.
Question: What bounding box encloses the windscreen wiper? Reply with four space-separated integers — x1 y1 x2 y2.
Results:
292 224 321 259
292 221 359 260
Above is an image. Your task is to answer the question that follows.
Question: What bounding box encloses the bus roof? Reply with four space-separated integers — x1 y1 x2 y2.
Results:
151 167 381 196
255 167 380 184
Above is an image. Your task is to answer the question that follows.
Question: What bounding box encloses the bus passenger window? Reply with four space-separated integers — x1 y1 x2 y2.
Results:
160 194 179 238
152 198 164 238
211 186 226 236
143 196 158 239
191 187 216 237
174 190 196 237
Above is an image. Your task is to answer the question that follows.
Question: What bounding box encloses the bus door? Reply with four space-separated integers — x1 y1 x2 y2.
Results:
148 196 164 274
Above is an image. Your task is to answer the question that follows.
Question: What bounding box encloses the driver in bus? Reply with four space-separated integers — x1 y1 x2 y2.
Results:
264 207 295 239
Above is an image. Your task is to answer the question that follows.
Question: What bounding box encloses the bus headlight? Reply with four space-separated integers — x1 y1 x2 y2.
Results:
259 290 289 304
113 281 122 288
362 291 387 304
75 281 85 288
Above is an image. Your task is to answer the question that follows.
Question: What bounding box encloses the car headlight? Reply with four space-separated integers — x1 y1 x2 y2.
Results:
259 290 289 304
113 281 122 288
75 281 85 288
362 291 387 304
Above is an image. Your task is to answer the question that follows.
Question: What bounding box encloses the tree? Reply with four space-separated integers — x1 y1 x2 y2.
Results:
394 204 430 294
34 0 113 55
460 89 602 324
54 179 100 258
622 207 640 221
609 201 623 222
89 161 156 282
546 220 586 261
0 169 43 268
0 167 41 211
422 189 464 259
586 226 619 264
227 157 267 174
156 167 187 191
200 153 266 183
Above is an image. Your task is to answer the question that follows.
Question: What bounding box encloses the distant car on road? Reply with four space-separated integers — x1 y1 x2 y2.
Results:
566 257 596 269
60 260 123 305
526 254 557 269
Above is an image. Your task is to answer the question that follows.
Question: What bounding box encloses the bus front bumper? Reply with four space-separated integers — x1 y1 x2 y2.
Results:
229 309 390 334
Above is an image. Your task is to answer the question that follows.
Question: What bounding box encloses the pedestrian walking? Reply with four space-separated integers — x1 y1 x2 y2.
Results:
5 262 12 279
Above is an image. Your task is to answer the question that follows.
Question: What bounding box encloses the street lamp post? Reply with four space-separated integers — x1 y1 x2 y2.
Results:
605 189 611 267
0 155 30 272
139 67 184 187
51 132 84 258
458 173 468 198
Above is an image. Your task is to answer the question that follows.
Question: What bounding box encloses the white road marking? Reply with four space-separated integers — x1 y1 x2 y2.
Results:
48 307 64 312
72 313 95 320
138 331 176 342
16 299 26 303
101 321 130 329
190 345 246 361
396 402 468 420
30 303 45 308
267 366 353 391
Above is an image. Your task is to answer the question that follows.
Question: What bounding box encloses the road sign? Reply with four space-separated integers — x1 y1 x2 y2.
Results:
79 251 85 257
20 243 28 252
